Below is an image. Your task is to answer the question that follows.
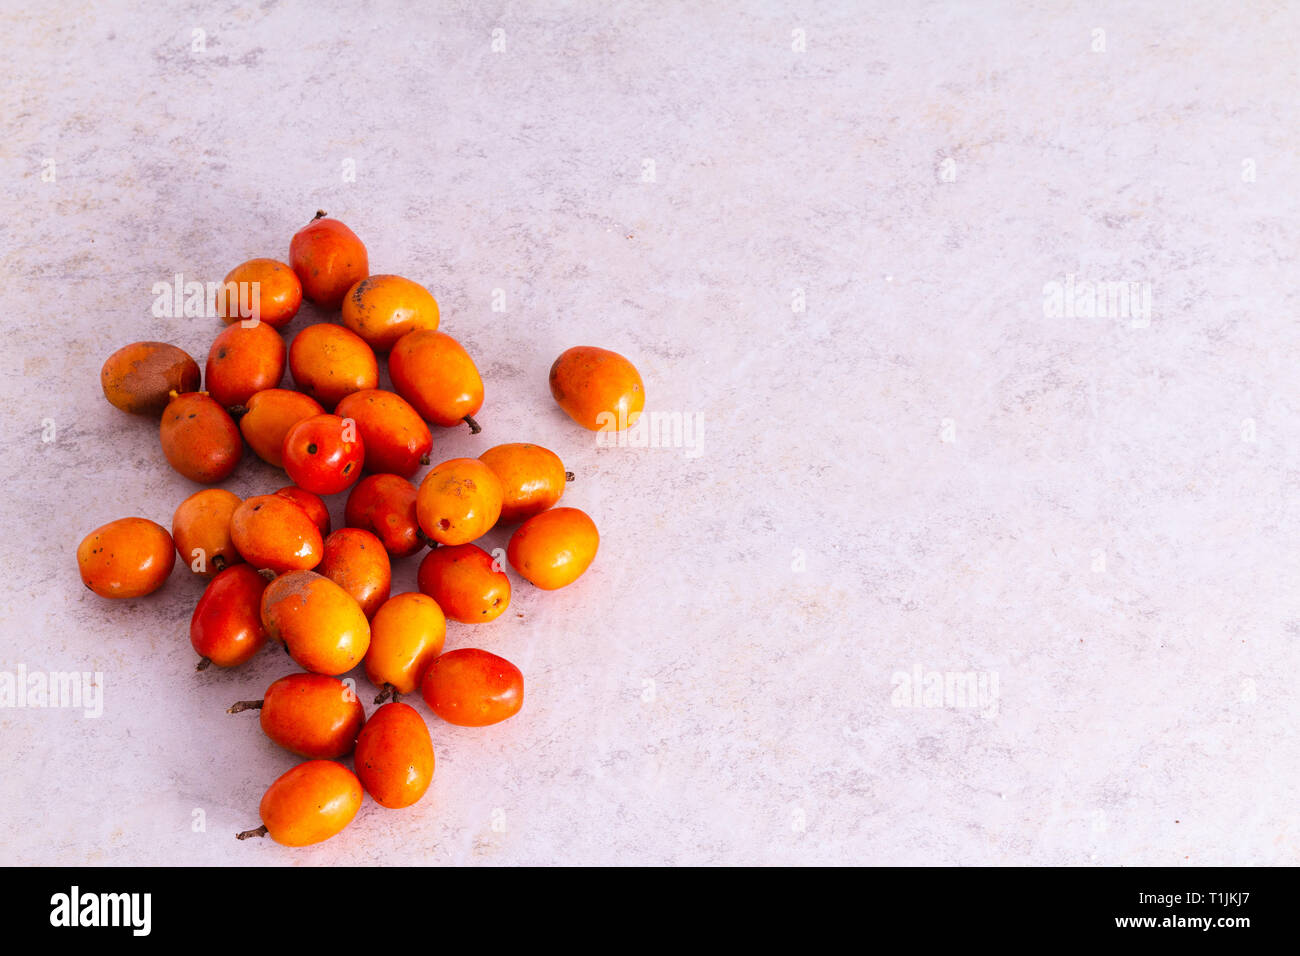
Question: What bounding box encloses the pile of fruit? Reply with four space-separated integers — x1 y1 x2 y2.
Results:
77 211 645 847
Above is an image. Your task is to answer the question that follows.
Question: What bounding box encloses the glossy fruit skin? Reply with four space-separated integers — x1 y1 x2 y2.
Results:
282 413 365 495
421 648 523 727
345 474 424 559
274 486 331 538
389 331 483 428
335 389 432 478
289 214 369 310
415 458 503 546
77 517 175 599
478 443 567 525
258 760 363 847
101 342 201 416
205 321 286 409
260 571 371 675
364 592 446 696
341 275 440 352
172 488 243 577
230 495 323 574
218 258 302 329
354 702 434 809
190 565 269 667
288 323 378 410
319 529 391 619
259 673 365 759
417 544 510 623
239 389 324 468
549 346 644 431
159 392 243 483
507 507 599 590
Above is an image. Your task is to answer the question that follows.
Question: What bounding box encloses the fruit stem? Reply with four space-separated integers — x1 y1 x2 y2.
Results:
236 824 268 841
212 554 227 572
374 683 396 705
258 568 277 581
463 415 482 434
420 453 430 465
227 404 248 419
565 471 575 482
196 657 211 672
227 699 264 714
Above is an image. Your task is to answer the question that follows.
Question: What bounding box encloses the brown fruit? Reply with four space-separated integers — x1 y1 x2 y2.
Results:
100 342 200 417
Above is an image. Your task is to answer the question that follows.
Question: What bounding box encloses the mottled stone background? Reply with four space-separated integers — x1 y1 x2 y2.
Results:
0 0 1296 865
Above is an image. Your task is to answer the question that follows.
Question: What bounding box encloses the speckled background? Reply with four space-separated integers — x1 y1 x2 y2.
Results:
1 0 1297 865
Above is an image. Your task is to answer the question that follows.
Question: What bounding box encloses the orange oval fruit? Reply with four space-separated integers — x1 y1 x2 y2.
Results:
205 321 286 409
172 488 243 577
159 392 242 483
76 517 175 599
415 458 503 546
252 760 363 847
506 507 599 590
417 544 510 623
217 258 302 329
389 330 483 429
354 702 435 809
253 673 366 759
549 346 644 431
318 529 391 619
230 495 323 574
344 474 425 559
421 648 523 727
288 323 378 410
478 443 568 525
239 388 324 468
273 485 331 538
364 592 446 698
341 275 440 352
334 389 432 478
289 212 369 310
260 570 371 675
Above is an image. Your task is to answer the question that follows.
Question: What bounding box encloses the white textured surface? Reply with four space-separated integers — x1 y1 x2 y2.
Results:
1 0 1297 865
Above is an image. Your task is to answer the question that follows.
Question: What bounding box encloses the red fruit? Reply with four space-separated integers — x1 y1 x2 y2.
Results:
420 648 523 727
283 414 365 496
190 564 270 668
289 212 369 310
344 474 425 559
